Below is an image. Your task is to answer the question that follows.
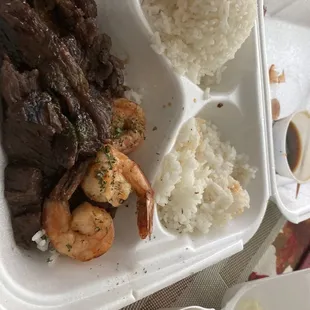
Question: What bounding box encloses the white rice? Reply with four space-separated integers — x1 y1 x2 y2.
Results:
47 249 60 267
154 118 257 234
124 89 144 105
32 229 59 265
32 229 50 252
31 229 46 242
142 0 257 87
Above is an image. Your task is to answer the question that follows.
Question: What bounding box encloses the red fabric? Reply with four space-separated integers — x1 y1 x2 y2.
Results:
297 250 310 270
274 220 310 274
248 272 268 281
249 219 310 281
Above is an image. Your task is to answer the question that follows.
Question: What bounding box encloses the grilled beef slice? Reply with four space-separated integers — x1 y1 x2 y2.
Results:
0 57 78 174
0 0 112 145
5 165 42 217
28 0 124 96
0 0 126 249
12 212 41 249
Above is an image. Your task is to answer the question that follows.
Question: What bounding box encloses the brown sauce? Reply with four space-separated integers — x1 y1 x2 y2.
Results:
286 122 302 172
296 183 301 199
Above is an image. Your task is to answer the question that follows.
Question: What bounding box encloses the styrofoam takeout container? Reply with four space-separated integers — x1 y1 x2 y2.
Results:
264 0 310 223
222 269 310 310
0 0 303 309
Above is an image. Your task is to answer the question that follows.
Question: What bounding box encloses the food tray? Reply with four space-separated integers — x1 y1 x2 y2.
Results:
263 0 310 223
0 1 272 309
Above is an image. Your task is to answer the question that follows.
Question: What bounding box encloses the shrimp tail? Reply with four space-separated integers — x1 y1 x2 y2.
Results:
115 148 154 239
50 160 91 200
137 189 154 239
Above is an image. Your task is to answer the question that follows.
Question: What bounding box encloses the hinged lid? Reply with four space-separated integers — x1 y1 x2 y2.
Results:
261 0 310 223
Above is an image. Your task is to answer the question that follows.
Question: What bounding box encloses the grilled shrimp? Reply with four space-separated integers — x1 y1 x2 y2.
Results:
111 98 146 154
43 162 114 262
81 145 154 239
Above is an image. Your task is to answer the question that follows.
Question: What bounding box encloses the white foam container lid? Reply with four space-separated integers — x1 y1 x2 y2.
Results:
0 0 308 309
222 269 310 310
263 0 310 223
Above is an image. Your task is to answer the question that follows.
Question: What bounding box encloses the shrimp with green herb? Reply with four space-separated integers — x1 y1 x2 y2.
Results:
111 98 146 154
43 162 114 262
81 145 154 239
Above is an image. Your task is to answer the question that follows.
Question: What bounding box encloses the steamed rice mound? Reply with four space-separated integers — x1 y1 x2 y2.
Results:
142 0 257 86
154 118 256 234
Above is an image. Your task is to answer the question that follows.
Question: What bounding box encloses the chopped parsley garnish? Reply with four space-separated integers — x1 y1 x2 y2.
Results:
103 145 116 170
113 127 123 138
95 167 107 191
95 227 101 232
66 244 72 252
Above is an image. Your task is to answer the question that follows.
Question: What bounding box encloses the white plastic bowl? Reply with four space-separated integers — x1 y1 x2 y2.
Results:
222 269 310 310
273 110 310 183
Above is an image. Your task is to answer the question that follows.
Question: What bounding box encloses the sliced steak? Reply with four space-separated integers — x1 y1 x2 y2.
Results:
74 110 101 157
40 61 81 118
0 0 112 143
105 55 126 97
61 36 83 66
28 0 124 96
83 34 113 86
0 0 126 251
12 212 41 249
1 58 78 172
5 165 43 217
33 0 56 11
9 204 42 220
0 1 88 87
4 120 57 176
73 0 97 18
0 55 39 118
54 0 97 46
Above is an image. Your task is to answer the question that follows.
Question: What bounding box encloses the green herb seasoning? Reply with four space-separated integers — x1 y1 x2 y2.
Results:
95 227 101 232
113 127 123 138
95 167 107 192
103 145 116 170
66 244 72 252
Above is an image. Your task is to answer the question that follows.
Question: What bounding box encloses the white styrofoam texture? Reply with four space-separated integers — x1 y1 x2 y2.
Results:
0 1 270 309
222 269 310 310
264 0 310 222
